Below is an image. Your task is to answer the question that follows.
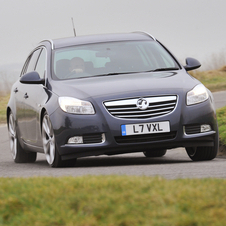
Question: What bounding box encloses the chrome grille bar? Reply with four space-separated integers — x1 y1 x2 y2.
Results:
105 96 176 106
117 110 172 118
104 95 177 119
111 106 174 115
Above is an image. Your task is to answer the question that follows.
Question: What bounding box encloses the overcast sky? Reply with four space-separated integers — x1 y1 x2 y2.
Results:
1 0 226 71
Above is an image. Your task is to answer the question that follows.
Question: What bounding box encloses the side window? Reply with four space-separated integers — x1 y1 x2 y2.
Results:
20 56 31 76
26 49 42 74
35 49 46 79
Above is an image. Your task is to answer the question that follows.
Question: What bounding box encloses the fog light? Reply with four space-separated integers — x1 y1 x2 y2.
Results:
68 136 83 144
201 124 211 133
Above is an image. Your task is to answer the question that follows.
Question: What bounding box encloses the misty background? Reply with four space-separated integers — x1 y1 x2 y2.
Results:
1 0 226 94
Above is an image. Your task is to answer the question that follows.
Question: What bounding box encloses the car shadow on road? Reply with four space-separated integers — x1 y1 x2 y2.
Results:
35 151 192 168
73 155 192 168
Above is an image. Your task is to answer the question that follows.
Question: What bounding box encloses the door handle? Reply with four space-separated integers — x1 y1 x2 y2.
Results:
14 88 18 93
24 93 29 99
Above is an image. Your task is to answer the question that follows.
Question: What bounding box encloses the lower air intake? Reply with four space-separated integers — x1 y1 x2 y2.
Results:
115 132 177 144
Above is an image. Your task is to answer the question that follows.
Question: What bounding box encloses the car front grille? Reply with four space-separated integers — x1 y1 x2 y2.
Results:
115 132 177 144
104 95 177 119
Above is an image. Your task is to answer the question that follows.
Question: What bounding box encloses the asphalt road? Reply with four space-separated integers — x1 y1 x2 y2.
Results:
0 91 226 179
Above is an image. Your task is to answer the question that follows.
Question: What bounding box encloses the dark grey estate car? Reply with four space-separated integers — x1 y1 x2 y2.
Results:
7 32 218 167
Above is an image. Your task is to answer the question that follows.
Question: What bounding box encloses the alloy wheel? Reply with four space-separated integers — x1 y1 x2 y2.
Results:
8 113 17 160
42 114 56 165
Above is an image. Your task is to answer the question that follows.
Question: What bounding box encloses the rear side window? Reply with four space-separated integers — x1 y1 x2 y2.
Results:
25 49 42 74
35 49 46 79
21 48 47 79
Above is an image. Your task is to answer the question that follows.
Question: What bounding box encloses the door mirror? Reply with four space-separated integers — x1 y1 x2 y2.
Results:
20 71 45 85
184 58 201 71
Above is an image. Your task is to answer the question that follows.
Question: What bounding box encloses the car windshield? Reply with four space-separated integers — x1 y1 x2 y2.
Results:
52 40 180 80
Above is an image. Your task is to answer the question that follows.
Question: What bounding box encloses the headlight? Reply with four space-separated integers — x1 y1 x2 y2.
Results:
58 97 95 114
186 84 209 105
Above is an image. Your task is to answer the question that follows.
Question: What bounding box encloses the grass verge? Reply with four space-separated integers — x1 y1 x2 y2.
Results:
189 66 226 92
0 176 226 226
0 94 9 124
216 106 226 155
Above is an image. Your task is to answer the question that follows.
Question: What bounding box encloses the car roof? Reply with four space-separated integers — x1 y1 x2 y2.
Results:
40 32 156 49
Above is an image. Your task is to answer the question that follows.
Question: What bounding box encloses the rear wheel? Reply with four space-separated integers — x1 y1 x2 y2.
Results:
143 149 167 157
8 112 37 163
186 131 219 161
42 113 76 167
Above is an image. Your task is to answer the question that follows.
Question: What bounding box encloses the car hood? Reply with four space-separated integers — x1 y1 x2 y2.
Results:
50 70 200 101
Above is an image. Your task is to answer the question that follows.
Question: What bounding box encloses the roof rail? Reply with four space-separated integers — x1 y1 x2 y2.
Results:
40 39 54 49
133 31 156 41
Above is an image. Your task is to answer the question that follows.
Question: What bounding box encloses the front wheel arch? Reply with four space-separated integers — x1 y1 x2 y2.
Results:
40 108 48 133
6 107 12 125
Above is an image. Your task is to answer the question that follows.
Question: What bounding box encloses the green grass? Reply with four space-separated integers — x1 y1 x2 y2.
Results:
217 106 226 146
0 94 9 124
189 67 226 92
0 176 226 226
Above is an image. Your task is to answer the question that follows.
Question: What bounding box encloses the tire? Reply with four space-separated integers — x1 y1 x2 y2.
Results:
186 131 219 161
143 149 167 157
8 112 37 163
42 113 76 167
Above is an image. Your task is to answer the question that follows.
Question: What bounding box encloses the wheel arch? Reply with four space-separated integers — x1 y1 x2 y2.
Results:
6 107 14 127
6 107 11 124
40 107 47 131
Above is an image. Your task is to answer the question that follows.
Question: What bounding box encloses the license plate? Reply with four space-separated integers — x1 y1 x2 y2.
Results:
121 121 170 136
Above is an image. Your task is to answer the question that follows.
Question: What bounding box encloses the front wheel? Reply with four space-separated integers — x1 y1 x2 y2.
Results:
186 132 219 161
143 149 167 157
42 113 77 167
8 112 37 163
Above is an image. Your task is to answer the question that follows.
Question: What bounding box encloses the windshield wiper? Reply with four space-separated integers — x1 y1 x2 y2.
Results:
92 71 139 77
151 67 180 72
106 71 139 75
91 68 179 78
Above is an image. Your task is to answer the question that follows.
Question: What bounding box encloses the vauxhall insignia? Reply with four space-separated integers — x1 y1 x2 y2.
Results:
137 98 149 110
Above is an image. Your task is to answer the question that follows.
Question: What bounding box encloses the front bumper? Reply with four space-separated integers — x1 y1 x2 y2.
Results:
50 96 218 160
